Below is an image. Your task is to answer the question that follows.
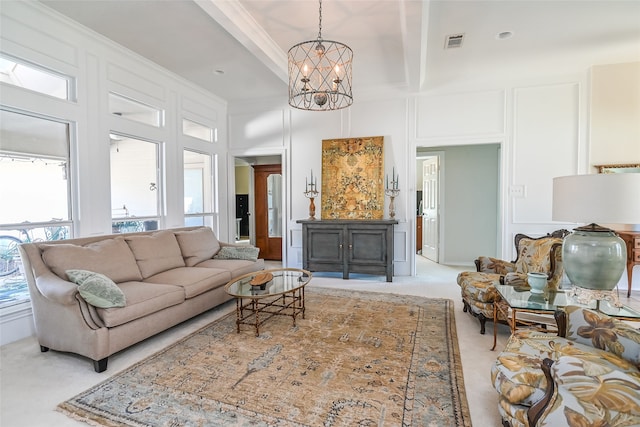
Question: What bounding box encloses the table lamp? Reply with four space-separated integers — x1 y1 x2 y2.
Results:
552 173 640 306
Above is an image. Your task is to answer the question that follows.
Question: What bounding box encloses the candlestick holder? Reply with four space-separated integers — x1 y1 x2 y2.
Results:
385 188 400 219
304 190 319 220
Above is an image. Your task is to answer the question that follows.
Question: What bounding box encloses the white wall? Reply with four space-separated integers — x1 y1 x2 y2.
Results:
590 62 640 166
229 77 593 274
228 71 639 280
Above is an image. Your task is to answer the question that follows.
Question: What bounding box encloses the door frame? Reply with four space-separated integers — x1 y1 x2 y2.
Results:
228 147 288 265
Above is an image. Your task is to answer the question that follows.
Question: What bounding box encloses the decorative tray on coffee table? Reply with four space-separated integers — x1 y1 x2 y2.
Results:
249 272 273 290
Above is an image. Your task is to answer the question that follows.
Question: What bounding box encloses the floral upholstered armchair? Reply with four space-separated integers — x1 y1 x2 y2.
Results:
491 306 640 427
456 230 569 334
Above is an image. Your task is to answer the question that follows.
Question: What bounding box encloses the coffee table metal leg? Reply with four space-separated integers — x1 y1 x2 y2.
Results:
235 298 241 333
253 300 259 337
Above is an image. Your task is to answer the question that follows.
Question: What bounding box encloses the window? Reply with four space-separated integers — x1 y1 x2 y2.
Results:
0 53 73 100
0 108 72 308
108 93 163 127
184 150 214 227
182 118 215 142
110 134 161 233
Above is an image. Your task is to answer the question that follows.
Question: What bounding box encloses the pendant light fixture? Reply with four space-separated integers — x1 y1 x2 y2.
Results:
288 0 353 111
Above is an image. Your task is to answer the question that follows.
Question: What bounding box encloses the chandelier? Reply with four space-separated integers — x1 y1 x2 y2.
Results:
288 0 353 111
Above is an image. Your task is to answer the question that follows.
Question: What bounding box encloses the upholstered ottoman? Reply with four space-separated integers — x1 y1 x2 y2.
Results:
457 271 503 334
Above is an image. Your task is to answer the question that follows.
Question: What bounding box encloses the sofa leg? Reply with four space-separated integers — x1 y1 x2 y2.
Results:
93 357 108 373
462 300 468 312
40 345 49 352
478 313 487 335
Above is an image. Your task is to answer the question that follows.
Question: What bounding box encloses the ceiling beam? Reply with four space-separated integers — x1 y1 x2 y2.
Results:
195 0 289 84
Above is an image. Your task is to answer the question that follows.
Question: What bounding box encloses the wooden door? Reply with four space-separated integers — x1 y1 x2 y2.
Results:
253 164 282 260
422 156 439 262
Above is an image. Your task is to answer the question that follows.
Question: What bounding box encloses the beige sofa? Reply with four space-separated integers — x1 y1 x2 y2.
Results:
19 227 264 372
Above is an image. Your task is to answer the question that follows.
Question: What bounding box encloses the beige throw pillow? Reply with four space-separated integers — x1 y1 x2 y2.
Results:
175 227 221 266
125 230 185 278
41 238 142 283
213 246 260 261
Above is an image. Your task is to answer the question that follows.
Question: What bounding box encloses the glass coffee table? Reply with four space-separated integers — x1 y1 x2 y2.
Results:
492 283 640 350
224 268 312 336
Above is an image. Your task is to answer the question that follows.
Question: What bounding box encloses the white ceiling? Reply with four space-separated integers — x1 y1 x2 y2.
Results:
40 0 640 104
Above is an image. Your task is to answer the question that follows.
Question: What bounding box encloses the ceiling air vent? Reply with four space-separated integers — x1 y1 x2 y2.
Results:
445 33 465 49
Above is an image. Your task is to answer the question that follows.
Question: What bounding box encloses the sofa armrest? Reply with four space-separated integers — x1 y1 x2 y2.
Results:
527 358 556 427
475 256 516 274
35 272 79 306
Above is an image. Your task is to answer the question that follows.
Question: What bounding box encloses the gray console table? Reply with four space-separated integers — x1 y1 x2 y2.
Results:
297 219 397 282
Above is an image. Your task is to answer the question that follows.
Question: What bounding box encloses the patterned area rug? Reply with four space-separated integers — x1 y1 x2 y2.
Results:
58 288 471 426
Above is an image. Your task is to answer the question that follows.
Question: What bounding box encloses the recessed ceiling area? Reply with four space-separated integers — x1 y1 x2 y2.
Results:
40 0 640 103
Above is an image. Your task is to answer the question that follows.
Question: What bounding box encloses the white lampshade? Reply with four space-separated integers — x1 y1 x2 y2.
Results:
552 173 640 225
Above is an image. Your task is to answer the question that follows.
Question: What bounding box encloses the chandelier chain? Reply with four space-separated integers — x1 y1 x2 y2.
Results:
317 0 322 40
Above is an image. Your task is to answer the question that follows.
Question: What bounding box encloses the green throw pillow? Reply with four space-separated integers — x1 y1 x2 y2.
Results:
66 269 126 308
213 246 260 261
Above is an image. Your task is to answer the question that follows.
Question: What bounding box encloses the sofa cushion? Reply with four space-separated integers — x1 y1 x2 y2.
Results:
174 227 220 267
96 281 185 327
125 230 186 278
144 267 231 299
41 238 142 283
66 269 126 308
196 258 265 278
213 245 260 261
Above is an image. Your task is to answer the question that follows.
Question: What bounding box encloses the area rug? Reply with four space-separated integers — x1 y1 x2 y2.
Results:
58 287 471 426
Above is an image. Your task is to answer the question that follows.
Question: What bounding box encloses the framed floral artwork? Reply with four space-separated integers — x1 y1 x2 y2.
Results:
321 136 384 219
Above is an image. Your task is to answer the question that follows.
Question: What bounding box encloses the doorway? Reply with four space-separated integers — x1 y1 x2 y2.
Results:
253 164 282 260
415 144 500 268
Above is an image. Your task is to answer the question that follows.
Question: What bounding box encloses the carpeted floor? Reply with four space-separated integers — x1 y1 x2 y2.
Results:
58 287 471 426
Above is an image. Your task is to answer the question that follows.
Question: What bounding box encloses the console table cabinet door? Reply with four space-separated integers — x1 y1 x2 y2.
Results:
304 226 346 278
298 220 397 282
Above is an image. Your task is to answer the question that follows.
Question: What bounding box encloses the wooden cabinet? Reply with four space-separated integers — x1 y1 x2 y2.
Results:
617 231 640 297
298 219 397 282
